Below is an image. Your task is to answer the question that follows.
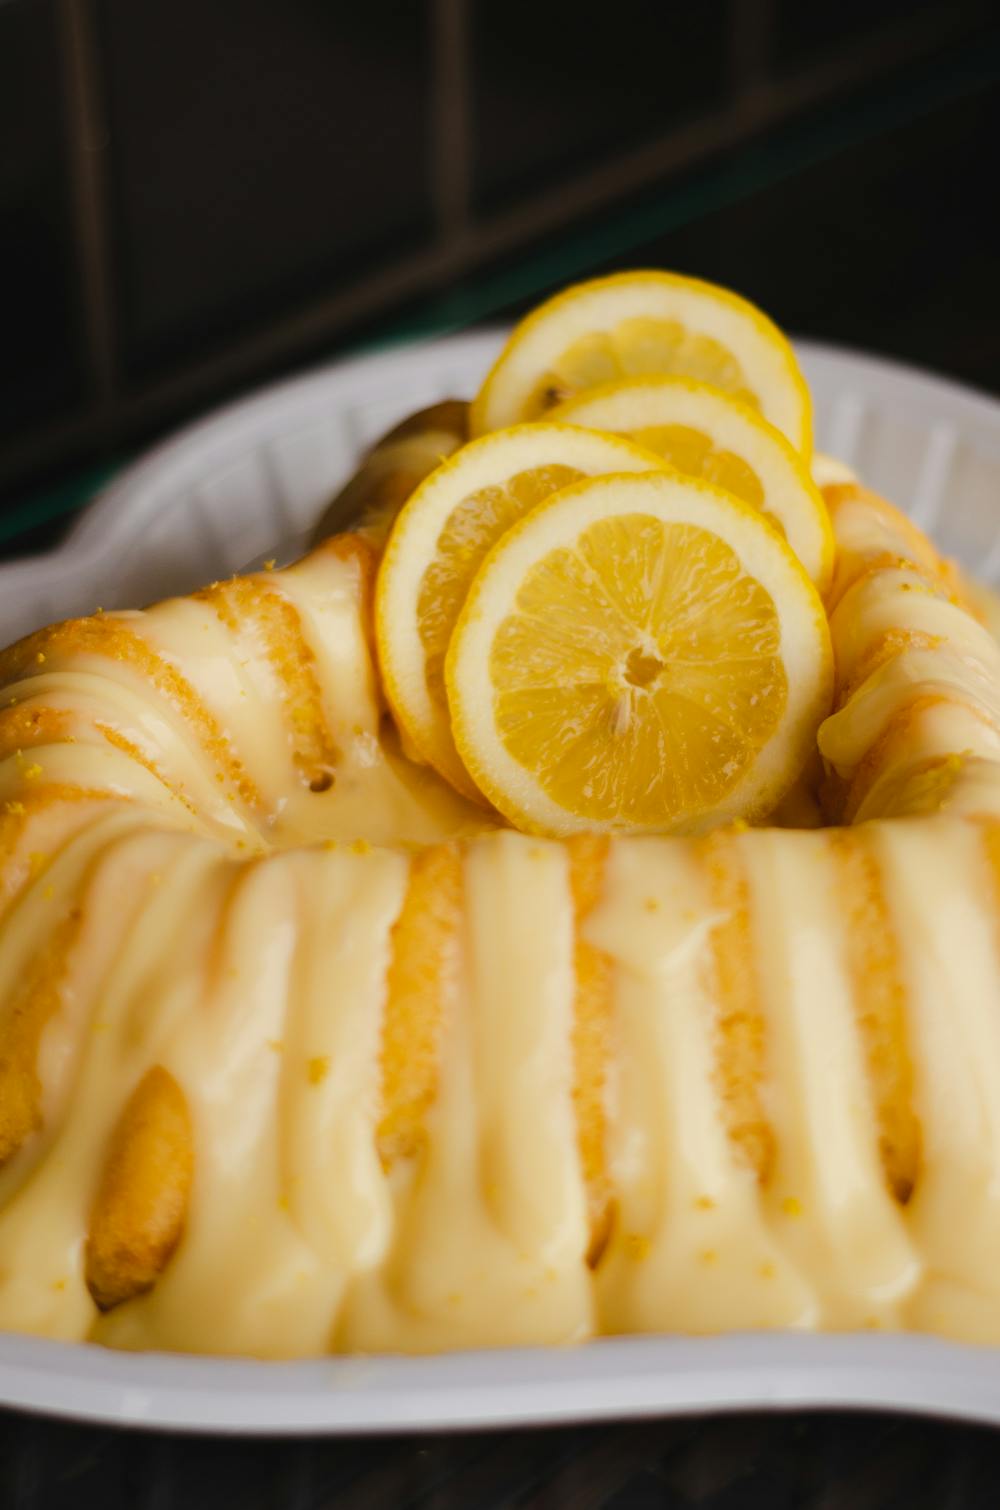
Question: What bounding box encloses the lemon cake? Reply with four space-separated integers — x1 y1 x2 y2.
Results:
0 479 999 1356
4 268 1000 1360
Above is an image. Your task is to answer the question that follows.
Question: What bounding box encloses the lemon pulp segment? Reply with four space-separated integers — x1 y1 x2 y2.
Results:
631 424 764 507
488 516 787 825
417 464 581 709
521 318 757 422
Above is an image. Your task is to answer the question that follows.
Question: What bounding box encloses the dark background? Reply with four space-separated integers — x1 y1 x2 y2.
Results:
8 1406 1000 1507
4 1 1000 1504
2 0 999 554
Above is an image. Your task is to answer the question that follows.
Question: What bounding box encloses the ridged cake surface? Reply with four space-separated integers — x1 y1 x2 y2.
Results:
3 488 1000 1355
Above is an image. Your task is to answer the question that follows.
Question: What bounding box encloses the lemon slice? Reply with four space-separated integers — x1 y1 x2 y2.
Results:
471 270 812 454
446 471 832 835
550 376 833 593
375 423 665 798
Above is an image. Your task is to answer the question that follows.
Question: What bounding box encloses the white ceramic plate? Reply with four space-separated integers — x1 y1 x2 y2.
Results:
3 333 1000 1434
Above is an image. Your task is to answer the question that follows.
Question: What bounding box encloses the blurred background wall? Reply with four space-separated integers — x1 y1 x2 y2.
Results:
1 0 998 555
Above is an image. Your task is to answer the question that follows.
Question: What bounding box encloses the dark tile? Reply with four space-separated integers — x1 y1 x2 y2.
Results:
627 78 1000 393
773 0 979 72
97 0 433 380
0 0 83 436
3 1412 1000 1509
474 69 1000 397
472 0 732 215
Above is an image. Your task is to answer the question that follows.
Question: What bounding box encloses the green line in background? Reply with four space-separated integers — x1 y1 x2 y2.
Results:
372 35 1000 345
0 463 120 550
2 30 997 551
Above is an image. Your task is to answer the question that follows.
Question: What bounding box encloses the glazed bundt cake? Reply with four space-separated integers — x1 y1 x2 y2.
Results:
3 472 1000 1357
